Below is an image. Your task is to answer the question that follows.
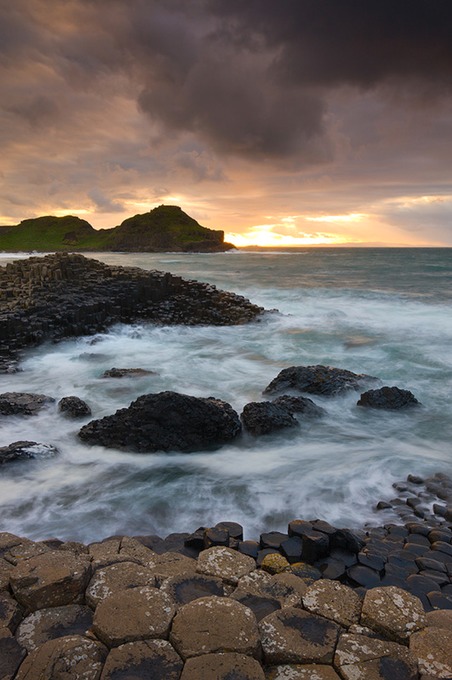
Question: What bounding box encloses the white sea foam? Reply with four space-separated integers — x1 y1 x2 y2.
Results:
1 249 451 542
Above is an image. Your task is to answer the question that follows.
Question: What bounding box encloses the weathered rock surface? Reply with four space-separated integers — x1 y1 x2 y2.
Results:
15 604 93 652
93 586 176 646
357 386 420 409
10 551 91 612
259 607 340 664
272 395 326 418
268 666 341 679
86 562 156 608
58 395 91 418
101 639 183 680
302 579 362 627
409 625 452 677
78 391 241 452
146 552 197 583
0 441 58 464
160 573 225 605
241 401 299 435
15 635 107 679
0 392 55 416
197 546 256 585
170 596 260 660
361 586 426 642
335 633 419 680
263 365 376 397
181 652 265 679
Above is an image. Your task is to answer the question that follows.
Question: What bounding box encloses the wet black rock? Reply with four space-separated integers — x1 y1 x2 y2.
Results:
264 364 377 397
240 401 298 435
78 391 241 453
357 386 420 409
100 368 156 379
237 541 260 559
272 395 325 418
0 441 59 464
58 396 91 418
215 522 243 541
260 532 289 550
203 527 229 549
0 392 55 416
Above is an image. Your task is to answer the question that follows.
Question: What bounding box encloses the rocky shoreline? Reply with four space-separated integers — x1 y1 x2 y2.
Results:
1 253 452 676
1 481 452 679
0 253 264 372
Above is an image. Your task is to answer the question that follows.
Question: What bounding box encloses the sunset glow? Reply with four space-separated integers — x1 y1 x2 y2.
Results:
1 2 452 246
226 224 347 248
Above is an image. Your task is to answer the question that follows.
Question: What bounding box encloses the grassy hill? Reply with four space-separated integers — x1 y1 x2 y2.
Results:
0 216 110 251
0 206 234 253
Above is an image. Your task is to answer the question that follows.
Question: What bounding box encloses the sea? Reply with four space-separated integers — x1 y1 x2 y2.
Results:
1 247 452 544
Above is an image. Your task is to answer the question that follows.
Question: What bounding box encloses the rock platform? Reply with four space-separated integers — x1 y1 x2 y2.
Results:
1 487 452 680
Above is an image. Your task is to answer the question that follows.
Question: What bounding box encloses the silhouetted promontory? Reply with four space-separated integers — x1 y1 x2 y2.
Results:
0 205 234 253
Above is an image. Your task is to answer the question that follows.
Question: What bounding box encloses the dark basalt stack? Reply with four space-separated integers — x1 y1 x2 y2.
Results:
78 391 242 452
0 253 264 370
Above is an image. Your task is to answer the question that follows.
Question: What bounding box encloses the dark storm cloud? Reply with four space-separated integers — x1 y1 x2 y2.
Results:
210 0 452 87
129 0 452 161
3 1 452 164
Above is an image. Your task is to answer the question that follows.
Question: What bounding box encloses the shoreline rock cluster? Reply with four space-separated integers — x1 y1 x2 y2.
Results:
2 253 450 676
1 506 452 679
0 253 264 372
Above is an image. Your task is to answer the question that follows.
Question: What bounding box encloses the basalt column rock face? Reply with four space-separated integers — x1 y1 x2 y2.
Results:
78 391 242 453
0 253 264 369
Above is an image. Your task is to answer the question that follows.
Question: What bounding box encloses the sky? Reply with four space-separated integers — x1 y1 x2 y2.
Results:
1 1 452 247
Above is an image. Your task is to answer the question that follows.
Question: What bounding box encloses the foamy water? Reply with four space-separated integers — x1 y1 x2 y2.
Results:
1 248 451 542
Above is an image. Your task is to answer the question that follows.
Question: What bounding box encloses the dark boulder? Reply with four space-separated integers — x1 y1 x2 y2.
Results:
0 441 59 464
78 391 241 452
58 396 91 418
240 401 298 436
272 395 325 418
101 368 156 379
357 386 420 409
263 365 377 397
0 392 55 416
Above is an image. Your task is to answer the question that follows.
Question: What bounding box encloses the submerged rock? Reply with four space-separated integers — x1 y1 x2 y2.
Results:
58 396 91 418
357 386 420 409
78 391 241 452
241 401 298 436
264 365 377 397
0 392 55 416
101 367 156 379
0 441 59 464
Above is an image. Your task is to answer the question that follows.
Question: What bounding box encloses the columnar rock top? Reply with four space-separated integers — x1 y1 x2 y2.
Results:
1 523 452 679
